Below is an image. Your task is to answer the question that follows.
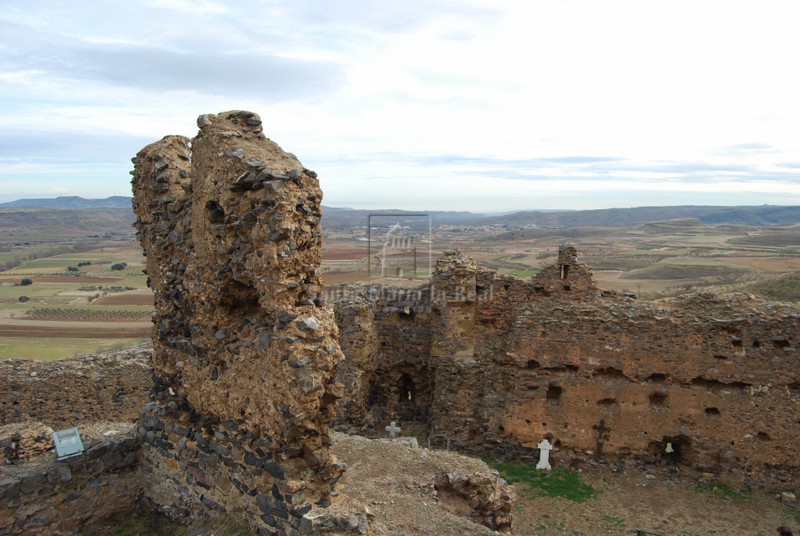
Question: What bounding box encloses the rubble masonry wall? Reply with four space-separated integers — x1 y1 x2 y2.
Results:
132 111 345 534
334 247 800 483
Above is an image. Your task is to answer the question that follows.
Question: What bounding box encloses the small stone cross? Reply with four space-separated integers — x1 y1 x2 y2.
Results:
385 421 401 439
536 438 553 471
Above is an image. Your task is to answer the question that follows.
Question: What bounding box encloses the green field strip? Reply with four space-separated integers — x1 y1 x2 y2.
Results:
0 337 148 361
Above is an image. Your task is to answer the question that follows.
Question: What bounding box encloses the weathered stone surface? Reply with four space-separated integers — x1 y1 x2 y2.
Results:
0 421 53 464
132 110 345 534
322 431 513 535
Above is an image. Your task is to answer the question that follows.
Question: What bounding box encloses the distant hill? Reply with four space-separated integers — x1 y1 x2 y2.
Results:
484 205 800 228
321 206 483 230
2 197 798 230
0 196 133 209
0 207 136 238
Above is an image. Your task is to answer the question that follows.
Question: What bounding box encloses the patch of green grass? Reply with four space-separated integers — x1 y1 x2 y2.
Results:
493 463 599 502
694 481 752 501
600 514 626 531
0 337 147 360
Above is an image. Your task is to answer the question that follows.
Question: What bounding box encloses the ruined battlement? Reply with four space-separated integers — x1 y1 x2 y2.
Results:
334 247 800 482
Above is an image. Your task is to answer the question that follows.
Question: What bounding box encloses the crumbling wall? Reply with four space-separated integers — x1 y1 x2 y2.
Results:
132 111 345 534
333 284 432 430
335 246 800 482
0 347 151 429
0 424 141 536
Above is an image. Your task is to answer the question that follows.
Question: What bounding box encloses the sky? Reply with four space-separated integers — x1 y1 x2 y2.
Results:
1 0 799 212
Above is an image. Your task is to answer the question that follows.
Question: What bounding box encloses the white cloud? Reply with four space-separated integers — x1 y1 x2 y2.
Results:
0 0 798 210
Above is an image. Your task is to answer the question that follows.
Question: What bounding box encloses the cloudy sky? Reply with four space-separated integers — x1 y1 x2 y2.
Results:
1 0 799 212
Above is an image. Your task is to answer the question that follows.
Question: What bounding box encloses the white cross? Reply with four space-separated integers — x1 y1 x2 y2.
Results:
385 421 401 438
536 438 553 471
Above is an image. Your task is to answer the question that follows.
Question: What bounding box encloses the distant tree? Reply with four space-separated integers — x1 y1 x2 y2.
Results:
77 261 92 267
18 296 29 302
67 266 79 272
111 262 128 271
20 278 33 286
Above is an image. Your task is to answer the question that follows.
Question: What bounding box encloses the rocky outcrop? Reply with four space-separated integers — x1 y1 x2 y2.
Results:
328 431 513 535
132 111 345 533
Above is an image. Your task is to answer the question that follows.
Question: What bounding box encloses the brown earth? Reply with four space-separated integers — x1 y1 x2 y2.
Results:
331 435 799 536
323 246 368 260
82 438 800 536
323 272 372 286
0 324 150 338
509 462 797 536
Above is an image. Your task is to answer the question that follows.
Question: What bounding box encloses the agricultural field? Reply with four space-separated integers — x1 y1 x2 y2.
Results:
3 210 800 361
321 219 800 301
0 241 152 360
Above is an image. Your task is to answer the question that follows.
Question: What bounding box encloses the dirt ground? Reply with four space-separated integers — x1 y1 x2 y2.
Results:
0 323 149 338
85 435 798 536
509 461 797 536
330 434 798 536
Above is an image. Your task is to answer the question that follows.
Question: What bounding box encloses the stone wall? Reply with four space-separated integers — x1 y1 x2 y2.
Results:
132 111 346 534
333 285 432 431
0 346 151 429
0 424 141 536
334 246 800 482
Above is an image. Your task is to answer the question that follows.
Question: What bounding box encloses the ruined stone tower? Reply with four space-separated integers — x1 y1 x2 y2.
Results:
132 111 344 533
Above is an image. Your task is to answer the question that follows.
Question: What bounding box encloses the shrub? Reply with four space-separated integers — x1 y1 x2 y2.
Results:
111 262 128 271
20 278 33 286
77 261 92 267
67 266 79 272
18 296 29 302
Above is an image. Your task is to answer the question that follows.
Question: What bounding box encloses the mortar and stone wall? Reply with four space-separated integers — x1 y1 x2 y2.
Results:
0 424 141 536
334 246 800 483
131 110 348 534
0 347 151 429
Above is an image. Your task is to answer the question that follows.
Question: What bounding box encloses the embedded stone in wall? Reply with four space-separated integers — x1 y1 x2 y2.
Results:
132 111 345 533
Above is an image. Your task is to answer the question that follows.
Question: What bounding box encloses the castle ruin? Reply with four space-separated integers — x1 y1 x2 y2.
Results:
1 110 799 534
334 245 800 482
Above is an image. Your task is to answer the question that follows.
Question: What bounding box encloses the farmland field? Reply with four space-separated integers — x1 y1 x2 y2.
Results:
3 208 800 361
0 239 152 359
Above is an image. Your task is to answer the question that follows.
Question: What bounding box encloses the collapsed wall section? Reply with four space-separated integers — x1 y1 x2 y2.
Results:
132 111 344 534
